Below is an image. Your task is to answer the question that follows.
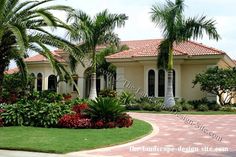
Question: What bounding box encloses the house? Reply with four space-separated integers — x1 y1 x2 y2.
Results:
106 39 236 103
6 39 236 102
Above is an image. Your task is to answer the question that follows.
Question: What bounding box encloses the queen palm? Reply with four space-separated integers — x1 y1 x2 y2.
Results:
67 10 128 100
0 0 82 98
150 0 220 107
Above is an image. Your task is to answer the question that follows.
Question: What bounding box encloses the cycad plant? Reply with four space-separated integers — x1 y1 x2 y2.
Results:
150 0 220 107
84 97 125 123
0 0 83 98
67 9 128 100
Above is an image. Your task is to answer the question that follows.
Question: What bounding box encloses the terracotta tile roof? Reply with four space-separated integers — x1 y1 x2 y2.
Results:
24 50 65 62
4 67 19 74
106 39 225 59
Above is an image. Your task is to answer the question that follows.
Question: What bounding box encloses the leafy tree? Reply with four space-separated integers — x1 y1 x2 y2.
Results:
67 9 128 100
193 67 236 106
0 0 82 99
150 0 220 107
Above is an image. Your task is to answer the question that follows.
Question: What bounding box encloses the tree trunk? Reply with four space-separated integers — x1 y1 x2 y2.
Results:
88 72 97 100
164 70 175 107
89 49 97 100
164 46 175 108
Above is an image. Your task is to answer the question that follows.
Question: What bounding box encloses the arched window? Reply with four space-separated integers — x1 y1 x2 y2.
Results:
148 70 155 97
173 70 176 97
48 75 57 92
37 73 42 91
158 69 165 97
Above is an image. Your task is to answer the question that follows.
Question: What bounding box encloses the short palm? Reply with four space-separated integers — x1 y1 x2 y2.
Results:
150 0 220 107
85 97 125 122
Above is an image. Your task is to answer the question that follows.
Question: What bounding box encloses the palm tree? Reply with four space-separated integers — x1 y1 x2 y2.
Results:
150 0 220 107
67 10 128 100
96 44 129 89
0 0 82 99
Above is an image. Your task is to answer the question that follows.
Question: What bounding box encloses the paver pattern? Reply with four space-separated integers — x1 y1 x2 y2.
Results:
68 113 236 157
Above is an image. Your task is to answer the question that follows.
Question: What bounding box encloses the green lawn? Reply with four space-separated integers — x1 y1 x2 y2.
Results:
0 119 152 154
129 110 236 115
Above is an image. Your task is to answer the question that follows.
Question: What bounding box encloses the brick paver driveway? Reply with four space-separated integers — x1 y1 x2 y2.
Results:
68 112 236 157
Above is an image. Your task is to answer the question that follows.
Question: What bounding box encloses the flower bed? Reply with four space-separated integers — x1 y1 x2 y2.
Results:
0 97 133 129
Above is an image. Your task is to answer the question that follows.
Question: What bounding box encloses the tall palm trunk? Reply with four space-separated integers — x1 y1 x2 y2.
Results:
89 49 97 100
164 47 175 107
164 70 175 107
89 72 97 100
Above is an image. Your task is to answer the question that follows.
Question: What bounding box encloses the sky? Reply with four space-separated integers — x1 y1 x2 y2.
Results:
10 0 236 68
50 0 236 60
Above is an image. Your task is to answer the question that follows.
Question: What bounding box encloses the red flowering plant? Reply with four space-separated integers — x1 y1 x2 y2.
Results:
58 114 91 128
94 120 104 128
72 103 89 118
106 122 116 128
116 113 133 128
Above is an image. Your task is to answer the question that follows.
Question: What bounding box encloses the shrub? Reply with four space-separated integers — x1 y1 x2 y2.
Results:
70 98 91 106
136 97 164 105
0 108 4 127
143 104 155 111
220 107 236 112
63 93 72 101
72 103 89 115
154 104 162 112
0 118 3 127
188 98 208 109
116 113 133 128
58 114 92 128
94 120 104 128
169 104 183 112
208 103 221 111
98 89 117 97
125 104 142 110
119 91 135 105
106 122 116 128
85 97 125 123
181 103 194 111
197 104 209 111
0 101 71 127
27 91 63 103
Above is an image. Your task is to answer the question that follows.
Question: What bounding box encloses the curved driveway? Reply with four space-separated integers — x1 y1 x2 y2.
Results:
68 112 236 157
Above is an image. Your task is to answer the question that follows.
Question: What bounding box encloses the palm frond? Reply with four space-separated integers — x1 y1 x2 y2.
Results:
183 16 220 41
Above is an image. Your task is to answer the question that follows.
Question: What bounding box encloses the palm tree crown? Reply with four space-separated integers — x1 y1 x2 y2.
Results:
67 9 128 99
0 0 82 98
150 0 220 107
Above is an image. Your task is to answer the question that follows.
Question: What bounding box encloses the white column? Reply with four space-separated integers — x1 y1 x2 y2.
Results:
100 75 105 90
78 77 85 98
116 67 125 95
43 73 48 90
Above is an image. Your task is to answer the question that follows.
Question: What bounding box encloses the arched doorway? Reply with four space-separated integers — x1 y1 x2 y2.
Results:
48 75 57 92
